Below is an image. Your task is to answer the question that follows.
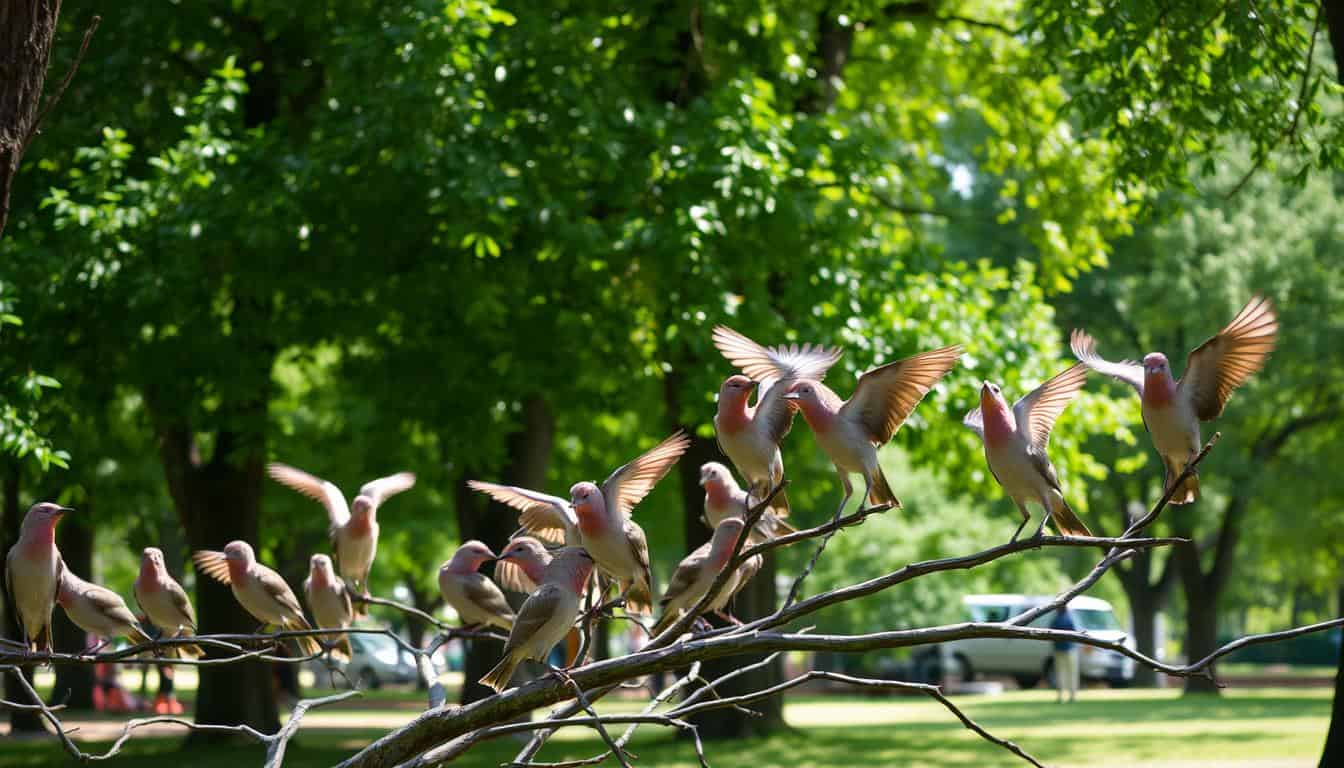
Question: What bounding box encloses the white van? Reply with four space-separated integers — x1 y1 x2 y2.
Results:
933 594 1136 688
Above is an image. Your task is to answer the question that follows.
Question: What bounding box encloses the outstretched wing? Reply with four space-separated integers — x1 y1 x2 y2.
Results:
468 481 577 542
1070 329 1144 396
962 406 984 439
359 472 417 508
1012 362 1089 450
192 551 232 586
494 559 540 594
841 345 963 443
1180 295 1278 421
711 325 843 387
268 463 350 528
601 431 690 517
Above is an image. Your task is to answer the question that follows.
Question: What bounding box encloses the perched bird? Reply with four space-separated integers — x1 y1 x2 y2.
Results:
5 502 72 653
1071 296 1278 504
712 325 843 518
134 547 203 659
437 541 515 631
465 481 579 546
652 518 760 636
267 462 416 611
56 570 153 648
493 536 554 594
303 554 354 661
785 344 963 515
699 462 796 545
964 364 1093 540
480 547 595 692
568 431 690 614
193 541 323 655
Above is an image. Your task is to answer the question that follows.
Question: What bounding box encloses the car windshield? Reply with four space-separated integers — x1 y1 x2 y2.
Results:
1073 608 1122 631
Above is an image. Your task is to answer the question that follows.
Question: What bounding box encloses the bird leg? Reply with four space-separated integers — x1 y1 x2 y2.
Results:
834 468 853 520
1008 501 1031 543
81 638 110 656
713 610 743 626
1032 497 1053 539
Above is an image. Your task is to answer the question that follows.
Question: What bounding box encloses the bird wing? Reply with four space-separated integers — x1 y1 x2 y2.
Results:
494 559 540 594
711 325 843 387
268 463 350 528
464 574 514 622
192 551 232 586
503 583 569 657
1180 295 1278 421
255 564 307 618
360 472 417 508
731 554 763 599
625 519 656 597
1069 329 1144 396
962 406 985 438
841 345 963 443
601 431 690 518
1026 442 1064 493
467 481 576 541
167 580 198 629
660 543 712 606
1012 362 1089 450
84 583 140 626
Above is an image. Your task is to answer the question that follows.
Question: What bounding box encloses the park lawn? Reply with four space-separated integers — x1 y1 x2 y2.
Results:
0 688 1331 767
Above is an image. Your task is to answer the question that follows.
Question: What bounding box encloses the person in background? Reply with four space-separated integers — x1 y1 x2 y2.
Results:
1050 605 1080 703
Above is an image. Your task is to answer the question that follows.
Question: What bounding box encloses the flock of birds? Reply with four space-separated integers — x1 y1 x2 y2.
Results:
3 296 1278 693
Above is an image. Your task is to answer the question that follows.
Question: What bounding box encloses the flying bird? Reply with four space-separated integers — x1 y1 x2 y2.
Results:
466 481 579 546
652 518 761 636
5 502 72 653
480 547 595 692
493 536 554 594
567 431 690 614
438 541 515 631
699 462 796 545
304 554 354 661
964 364 1093 540
57 570 153 649
712 325 843 518
267 462 416 611
785 344 963 515
1071 296 1278 503
193 541 323 655
134 547 203 659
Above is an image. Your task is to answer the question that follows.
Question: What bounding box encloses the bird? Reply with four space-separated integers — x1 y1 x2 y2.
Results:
134 547 203 659
267 462 417 612
1071 296 1278 504
699 462 796 545
56 570 154 650
303 554 354 661
964 363 1093 540
193 541 323 655
712 325 843 518
480 547 595 692
465 481 579 546
5 502 72 653
493 536 554 594
784 344 963 515
567 431 690 614
437 540 515 631
652 518 761 636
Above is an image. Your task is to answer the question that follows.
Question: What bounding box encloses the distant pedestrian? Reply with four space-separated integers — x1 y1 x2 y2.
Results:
1051 606 1080 703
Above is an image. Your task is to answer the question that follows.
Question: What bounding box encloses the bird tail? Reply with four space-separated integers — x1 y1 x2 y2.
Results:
867 466 901 509
624 581 654 616
174 637 206 660
768 486 790 518
1049 493 1092 537
1163 458 1200 505
329 633 352 663
351 582 369 618
480 651 521 693
288 619 324 656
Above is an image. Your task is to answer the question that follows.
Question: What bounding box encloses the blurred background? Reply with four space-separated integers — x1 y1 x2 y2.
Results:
2 1 1343 766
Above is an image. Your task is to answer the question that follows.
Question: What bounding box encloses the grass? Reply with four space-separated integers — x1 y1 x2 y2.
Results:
0 688 1332 767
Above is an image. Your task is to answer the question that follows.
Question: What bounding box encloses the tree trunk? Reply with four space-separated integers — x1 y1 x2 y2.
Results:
1180 577 1221 695
1318 581 1344 766
0 0 62 239
51 509 95 710
457 395 553 705
1127 586 1164 688
2 460 44 732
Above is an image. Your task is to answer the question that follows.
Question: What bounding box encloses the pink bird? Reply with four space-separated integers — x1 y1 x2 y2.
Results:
784 344 963 515
712 325 843 518
437 541 515 631
57 570 154 649
964 364 1093 540
4 502 71 653
134 547 204 659
699 462 796 545
1071 296 1278 504
304 554 354 662
267 463 417 612
652 518 761 636
567 431 690 614
493 537 554 594
193 541 323 656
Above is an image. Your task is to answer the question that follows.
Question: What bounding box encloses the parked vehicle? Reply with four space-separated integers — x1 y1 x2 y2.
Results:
922 594 1135 688
309 632 421 689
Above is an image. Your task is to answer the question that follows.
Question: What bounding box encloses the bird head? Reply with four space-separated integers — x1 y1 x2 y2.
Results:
718 375 757 401
450 540 497 573
699 461 731 488
23 502 72 533
979 380 1009 412
309 553 335 575
781 380 820 409
569 481 603 519
1142 352 1170 377
351 496 374 519
222 541 256 565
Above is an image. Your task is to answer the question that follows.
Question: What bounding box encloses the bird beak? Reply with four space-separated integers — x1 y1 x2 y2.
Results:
56 506 74 515
781 392 801 401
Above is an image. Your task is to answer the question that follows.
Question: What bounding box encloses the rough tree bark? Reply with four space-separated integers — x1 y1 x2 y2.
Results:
0 0 61 238
456 395 553 705
2 459 44 732
51 507 95 709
